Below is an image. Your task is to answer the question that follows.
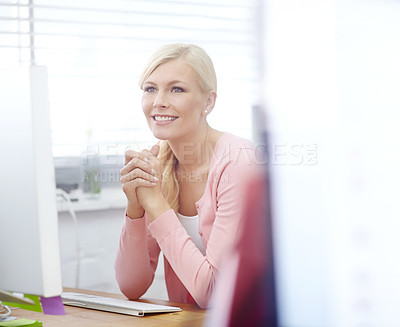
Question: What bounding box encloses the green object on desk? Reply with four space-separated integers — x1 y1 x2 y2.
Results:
2 295 42 313
0 318 42 327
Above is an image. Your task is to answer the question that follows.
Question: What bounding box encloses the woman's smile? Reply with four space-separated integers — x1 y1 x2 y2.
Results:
152 114 179 125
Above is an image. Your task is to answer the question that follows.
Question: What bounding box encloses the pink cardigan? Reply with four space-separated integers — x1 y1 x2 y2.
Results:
114 133 262 308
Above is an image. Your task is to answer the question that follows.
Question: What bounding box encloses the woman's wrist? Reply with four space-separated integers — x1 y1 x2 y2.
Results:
141 195 171 222
126 202 145 219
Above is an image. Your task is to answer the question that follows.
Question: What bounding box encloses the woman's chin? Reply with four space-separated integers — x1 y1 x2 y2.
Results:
151 130 169 141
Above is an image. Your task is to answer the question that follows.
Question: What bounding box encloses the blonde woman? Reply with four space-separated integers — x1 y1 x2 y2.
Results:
115 43 262 309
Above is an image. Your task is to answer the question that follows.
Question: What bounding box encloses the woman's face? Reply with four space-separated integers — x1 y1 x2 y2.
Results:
141 59 211 142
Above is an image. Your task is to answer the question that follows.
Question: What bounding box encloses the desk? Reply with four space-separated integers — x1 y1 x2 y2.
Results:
10 288 207 327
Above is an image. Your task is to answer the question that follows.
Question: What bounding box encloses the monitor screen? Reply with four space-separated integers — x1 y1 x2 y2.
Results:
0 66 62 298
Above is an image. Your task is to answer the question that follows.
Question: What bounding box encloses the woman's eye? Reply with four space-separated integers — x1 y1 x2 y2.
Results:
144 86 156 93
171 86 184 93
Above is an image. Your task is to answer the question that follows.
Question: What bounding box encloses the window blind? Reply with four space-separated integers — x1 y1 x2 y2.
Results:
0 0 262 157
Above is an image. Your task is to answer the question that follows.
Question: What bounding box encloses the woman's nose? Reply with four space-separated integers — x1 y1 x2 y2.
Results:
153 92 169 109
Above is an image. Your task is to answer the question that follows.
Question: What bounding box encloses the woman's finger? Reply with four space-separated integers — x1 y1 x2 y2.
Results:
121 177 157 194
120 167 159 184
120 156 155 177
140 147 159 163
140 148 162 176
124 149 140 165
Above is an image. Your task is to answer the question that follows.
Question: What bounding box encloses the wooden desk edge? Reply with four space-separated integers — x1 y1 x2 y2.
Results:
9 288 207 327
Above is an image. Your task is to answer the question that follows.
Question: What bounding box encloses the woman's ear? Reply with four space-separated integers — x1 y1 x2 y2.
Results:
204 91 217 115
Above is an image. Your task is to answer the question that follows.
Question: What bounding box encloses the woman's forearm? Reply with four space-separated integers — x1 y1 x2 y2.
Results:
114 216 160 299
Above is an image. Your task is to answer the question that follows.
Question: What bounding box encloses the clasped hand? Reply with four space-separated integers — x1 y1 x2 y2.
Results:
120 144 168 220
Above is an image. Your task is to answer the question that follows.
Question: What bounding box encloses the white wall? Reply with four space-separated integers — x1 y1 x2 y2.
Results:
57 196 168 300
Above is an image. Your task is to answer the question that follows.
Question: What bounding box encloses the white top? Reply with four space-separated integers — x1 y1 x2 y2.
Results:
176 212 206 255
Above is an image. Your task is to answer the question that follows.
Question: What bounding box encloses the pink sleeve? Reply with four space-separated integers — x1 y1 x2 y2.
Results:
148 148 260 308
114 214 160 300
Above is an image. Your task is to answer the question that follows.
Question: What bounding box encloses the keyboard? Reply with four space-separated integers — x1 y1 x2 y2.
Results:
61 292 181 317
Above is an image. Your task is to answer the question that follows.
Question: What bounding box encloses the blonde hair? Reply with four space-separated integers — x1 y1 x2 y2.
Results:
139 43 217 92
139 44 217 212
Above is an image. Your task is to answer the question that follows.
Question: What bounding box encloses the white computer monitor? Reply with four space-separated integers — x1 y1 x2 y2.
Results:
0 66 62 298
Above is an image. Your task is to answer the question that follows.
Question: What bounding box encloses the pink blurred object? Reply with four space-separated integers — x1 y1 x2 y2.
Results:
206 175 277 327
